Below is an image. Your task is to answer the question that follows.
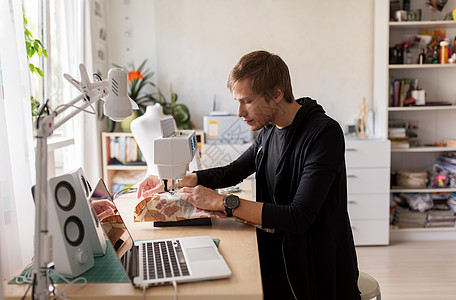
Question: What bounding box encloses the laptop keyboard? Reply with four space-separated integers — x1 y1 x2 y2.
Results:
142 240 190 280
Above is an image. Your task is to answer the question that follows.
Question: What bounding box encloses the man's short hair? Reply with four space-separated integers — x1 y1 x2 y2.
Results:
227 50 294 103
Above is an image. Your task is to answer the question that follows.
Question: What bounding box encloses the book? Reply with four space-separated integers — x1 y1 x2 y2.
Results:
388 127 406 138
389 136 410 148
396 206 427 228
399 79 405 107
425 210 456 228
106 135 143 165
390 78 416 107
444 139 456 147
393 79 400 107
389 79 394 107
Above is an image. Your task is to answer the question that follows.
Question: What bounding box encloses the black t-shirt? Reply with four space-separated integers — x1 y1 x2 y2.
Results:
265 125 289 201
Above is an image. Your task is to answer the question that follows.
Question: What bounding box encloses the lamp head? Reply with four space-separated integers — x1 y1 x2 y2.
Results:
103 68 138 122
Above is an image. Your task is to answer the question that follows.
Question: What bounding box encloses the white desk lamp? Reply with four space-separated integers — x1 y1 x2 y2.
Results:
33 64 137 299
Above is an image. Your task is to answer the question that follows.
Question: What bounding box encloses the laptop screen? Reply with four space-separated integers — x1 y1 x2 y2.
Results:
89 178 133 259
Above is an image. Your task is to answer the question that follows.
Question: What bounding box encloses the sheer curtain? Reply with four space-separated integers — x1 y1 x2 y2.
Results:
0 0 99 282
51 0 99 183
0 0 36 279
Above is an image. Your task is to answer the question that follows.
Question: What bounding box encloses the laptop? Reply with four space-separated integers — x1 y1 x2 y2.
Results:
90 178 232 287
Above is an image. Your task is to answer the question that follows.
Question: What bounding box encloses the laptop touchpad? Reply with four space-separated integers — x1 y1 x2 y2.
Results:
186 247 219 261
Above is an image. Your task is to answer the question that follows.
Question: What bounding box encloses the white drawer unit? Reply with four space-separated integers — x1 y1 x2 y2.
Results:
347 168 390 195
350 219 389 246
348 194 389 221
346 140 390 168
345 138 390 246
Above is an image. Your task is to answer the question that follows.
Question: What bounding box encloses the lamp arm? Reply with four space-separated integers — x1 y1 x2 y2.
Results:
53 88 106 130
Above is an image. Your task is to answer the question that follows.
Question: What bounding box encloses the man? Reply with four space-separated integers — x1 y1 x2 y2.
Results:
137 50 360 299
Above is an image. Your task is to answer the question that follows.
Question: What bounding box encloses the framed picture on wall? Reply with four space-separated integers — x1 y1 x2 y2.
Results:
96 21 107 43
95 42 107 63
93 0 105 20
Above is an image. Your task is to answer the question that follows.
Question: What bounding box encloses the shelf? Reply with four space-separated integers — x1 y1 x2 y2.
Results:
391 146 456 152
389 20 456 29
388 105 456 111
390 225 456 232
391 187 456 193
389 64 456 69
106 165 147 171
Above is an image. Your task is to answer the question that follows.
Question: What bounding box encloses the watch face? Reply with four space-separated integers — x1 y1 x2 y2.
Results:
225 195 240 209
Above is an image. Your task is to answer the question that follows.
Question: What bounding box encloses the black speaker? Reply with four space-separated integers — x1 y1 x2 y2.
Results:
48 168 95 277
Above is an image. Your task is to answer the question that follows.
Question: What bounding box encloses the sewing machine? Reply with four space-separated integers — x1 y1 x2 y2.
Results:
154 117 198 193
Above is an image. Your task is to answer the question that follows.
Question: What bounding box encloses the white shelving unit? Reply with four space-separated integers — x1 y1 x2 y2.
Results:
375 0 456 240
101 132 147 193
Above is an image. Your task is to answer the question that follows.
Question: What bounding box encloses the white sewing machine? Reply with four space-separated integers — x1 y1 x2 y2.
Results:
154 117 198 193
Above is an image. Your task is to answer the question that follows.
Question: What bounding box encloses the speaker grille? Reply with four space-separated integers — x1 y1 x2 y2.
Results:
54 181 76 211
64 216 85 246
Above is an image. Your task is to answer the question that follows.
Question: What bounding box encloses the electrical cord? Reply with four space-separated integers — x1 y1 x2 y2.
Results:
93 73 102 81
12 261 34 299
173 280 178 300
54 102 97 115
21 284 31 300
114 187 137 200
142 284 147 300
140 281 178 300
48 269 87 300
282 236 298 300
15 261 34 284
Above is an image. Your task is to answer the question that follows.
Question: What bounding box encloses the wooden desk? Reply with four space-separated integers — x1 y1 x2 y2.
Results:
4 180 262 299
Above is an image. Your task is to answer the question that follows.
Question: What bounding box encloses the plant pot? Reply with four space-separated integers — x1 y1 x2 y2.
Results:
119 111 139 132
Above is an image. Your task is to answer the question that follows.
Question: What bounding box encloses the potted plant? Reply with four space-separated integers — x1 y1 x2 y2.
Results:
109 59 192 131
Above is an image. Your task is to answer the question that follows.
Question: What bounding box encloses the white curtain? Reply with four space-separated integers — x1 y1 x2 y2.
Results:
0 0 36 279
52 0 99 183
0 0 99 282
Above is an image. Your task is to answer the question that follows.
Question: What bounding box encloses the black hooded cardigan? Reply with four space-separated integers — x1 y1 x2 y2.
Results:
196 97 360 299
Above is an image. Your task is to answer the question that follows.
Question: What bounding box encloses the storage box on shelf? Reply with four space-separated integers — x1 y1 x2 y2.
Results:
101 132 147 194
375 0 456 239
345 138 391 246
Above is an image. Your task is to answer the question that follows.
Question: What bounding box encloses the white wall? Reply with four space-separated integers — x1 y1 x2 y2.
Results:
107 0 375 131
106 0 158 78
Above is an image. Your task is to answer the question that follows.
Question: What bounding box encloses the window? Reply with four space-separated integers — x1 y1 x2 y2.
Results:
23 0 87 176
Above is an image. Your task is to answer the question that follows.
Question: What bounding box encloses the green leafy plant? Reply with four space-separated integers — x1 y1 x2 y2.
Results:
23 7 47 119
113 59 193 130
164 92 192 130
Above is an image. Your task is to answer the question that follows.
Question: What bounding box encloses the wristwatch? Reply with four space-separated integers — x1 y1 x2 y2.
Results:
223 194 240 217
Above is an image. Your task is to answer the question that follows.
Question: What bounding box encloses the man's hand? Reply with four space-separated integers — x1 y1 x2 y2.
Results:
137 173 199 199
137 175 164 199
176 185 225 212
91 199 116 221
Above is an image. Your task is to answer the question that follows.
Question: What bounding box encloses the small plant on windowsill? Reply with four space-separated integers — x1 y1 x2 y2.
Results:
107 59 192 131
23 7 48 119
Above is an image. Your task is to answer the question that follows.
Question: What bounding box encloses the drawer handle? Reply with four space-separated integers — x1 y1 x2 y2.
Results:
345 148 357 152
347 174 356 178
348 200 357 204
